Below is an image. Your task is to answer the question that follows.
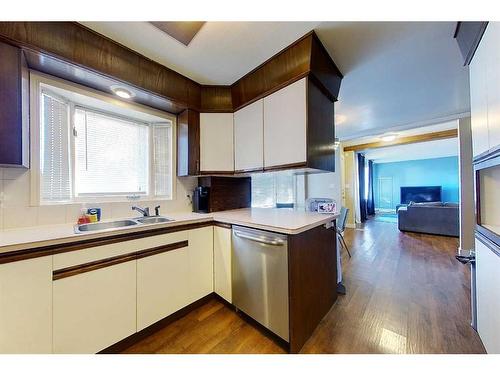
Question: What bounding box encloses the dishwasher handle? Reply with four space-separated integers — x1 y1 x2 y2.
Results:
233 230 286 246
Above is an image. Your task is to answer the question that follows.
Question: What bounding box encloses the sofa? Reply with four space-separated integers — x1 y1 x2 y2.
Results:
397 202 459 237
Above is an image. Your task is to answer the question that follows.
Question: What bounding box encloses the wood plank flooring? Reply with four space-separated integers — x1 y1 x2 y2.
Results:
122 219 486 354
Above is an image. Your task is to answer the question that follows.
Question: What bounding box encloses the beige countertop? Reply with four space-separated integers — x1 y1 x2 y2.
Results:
0 208 338 254
213 208 338 235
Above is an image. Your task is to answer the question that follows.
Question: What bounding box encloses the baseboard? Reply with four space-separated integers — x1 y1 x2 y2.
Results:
345 223 356 229
99 293 216 354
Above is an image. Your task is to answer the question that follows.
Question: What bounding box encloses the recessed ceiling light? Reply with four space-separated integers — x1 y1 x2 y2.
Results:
380 133 398 142
111 86 134 99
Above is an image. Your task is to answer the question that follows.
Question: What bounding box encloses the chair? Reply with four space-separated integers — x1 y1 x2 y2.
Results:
336 207 351 258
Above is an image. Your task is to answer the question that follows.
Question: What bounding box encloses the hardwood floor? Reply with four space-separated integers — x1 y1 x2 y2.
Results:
122 219 486 354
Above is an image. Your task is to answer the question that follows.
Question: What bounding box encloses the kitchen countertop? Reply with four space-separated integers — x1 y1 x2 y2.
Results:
213 208 338 235
0 208 338 255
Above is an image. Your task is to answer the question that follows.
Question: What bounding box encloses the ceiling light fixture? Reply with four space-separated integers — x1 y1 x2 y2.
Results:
111 86 135 99
333 137 341 150
380 133 398 142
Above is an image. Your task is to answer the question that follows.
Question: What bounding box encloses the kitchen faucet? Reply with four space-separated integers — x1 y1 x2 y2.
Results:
132 206 150 217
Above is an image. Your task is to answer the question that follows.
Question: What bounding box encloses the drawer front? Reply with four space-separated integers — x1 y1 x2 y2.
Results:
54 231 188 269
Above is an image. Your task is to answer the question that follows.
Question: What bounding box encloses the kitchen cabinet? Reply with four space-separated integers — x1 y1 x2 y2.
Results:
263 77 336 172
469 23 500 158
264 78 307 168
200 112 234 173
234 99 264 172
53 261 136 354
475 237 500 353
0 256 53 353
485 23 500 149
137 232 191 331
177 109 200 176
470 39 489 157
188 227 214 302
214 225 232 303
0 41 29 167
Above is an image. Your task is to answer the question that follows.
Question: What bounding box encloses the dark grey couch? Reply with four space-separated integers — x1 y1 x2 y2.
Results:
397 202 459 237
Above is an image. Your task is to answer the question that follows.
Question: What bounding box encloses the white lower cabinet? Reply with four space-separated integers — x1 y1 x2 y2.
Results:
53 261 137 354
137 240 191 331
2 226 216 354
214 226 232 303
0 256 53 353
476 238 500 353
188 226 214 301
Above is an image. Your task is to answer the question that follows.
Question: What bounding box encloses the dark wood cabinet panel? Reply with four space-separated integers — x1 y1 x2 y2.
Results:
231 34 313 111
309 33 343 102
454 22 488 66
288 224 337 353
231 32 342 111
0 22 201 112
0 41 29 167
198 176 251 212
200 85 233 112
306 77 335 172
177 109 200 176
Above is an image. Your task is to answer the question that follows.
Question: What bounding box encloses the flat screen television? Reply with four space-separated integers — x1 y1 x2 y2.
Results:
400 186 442 204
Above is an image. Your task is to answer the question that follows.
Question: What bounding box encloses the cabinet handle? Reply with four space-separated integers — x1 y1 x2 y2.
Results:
53 240 188 280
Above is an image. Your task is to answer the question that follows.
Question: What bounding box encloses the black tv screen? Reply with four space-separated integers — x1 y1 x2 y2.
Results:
400 186 442 204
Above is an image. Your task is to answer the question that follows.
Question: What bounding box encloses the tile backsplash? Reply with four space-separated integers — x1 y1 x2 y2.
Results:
0 168 197 230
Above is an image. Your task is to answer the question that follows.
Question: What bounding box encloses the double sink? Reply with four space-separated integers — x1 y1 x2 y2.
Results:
74 216 174 234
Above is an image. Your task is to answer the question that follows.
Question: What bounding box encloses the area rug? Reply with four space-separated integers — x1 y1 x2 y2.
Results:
373 213 398 223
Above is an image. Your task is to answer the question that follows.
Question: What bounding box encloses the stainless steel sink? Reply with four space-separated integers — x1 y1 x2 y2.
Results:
74 216 175 234
75 219 139 233
135 216 173 224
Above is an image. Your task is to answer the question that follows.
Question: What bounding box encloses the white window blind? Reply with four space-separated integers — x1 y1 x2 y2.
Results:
40 92 71 202
74 108 149 195
153 124 172 197
251 172 296 208
275 173 295 204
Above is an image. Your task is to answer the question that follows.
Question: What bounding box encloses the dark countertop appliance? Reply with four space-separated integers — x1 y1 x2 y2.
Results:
192 186 209 213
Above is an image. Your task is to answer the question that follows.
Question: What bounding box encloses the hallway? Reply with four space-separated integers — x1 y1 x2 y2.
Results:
123 220 485 354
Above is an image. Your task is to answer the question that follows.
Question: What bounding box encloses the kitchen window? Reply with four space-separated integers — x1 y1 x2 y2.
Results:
32 74 175 204
251 172 297 208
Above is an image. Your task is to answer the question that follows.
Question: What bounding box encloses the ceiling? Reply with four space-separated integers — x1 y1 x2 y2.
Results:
364 137 458 163
80 21 469 139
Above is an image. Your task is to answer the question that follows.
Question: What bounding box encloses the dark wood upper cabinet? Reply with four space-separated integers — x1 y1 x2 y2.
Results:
306 78 335 172
454 22 489 66
0 41 29 168
177 109 200 176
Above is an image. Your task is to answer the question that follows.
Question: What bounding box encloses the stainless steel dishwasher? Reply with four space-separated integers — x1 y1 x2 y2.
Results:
231 225 289 341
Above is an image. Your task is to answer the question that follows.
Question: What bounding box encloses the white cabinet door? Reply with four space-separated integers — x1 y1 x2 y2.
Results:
53 261 136 353
137 241 191 331
476 238 500 353
263 78 307 168
234 99 264 171
470 30 490 157
200 113 234 172
188 226 214 302
0 256 53 353
485 23 500 149
214 225 232 303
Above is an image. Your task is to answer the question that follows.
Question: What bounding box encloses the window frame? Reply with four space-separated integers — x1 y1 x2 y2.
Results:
30 72 177 206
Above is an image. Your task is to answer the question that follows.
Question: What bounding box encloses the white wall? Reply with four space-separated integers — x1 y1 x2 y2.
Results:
0 167 197 230
305 146 343 209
